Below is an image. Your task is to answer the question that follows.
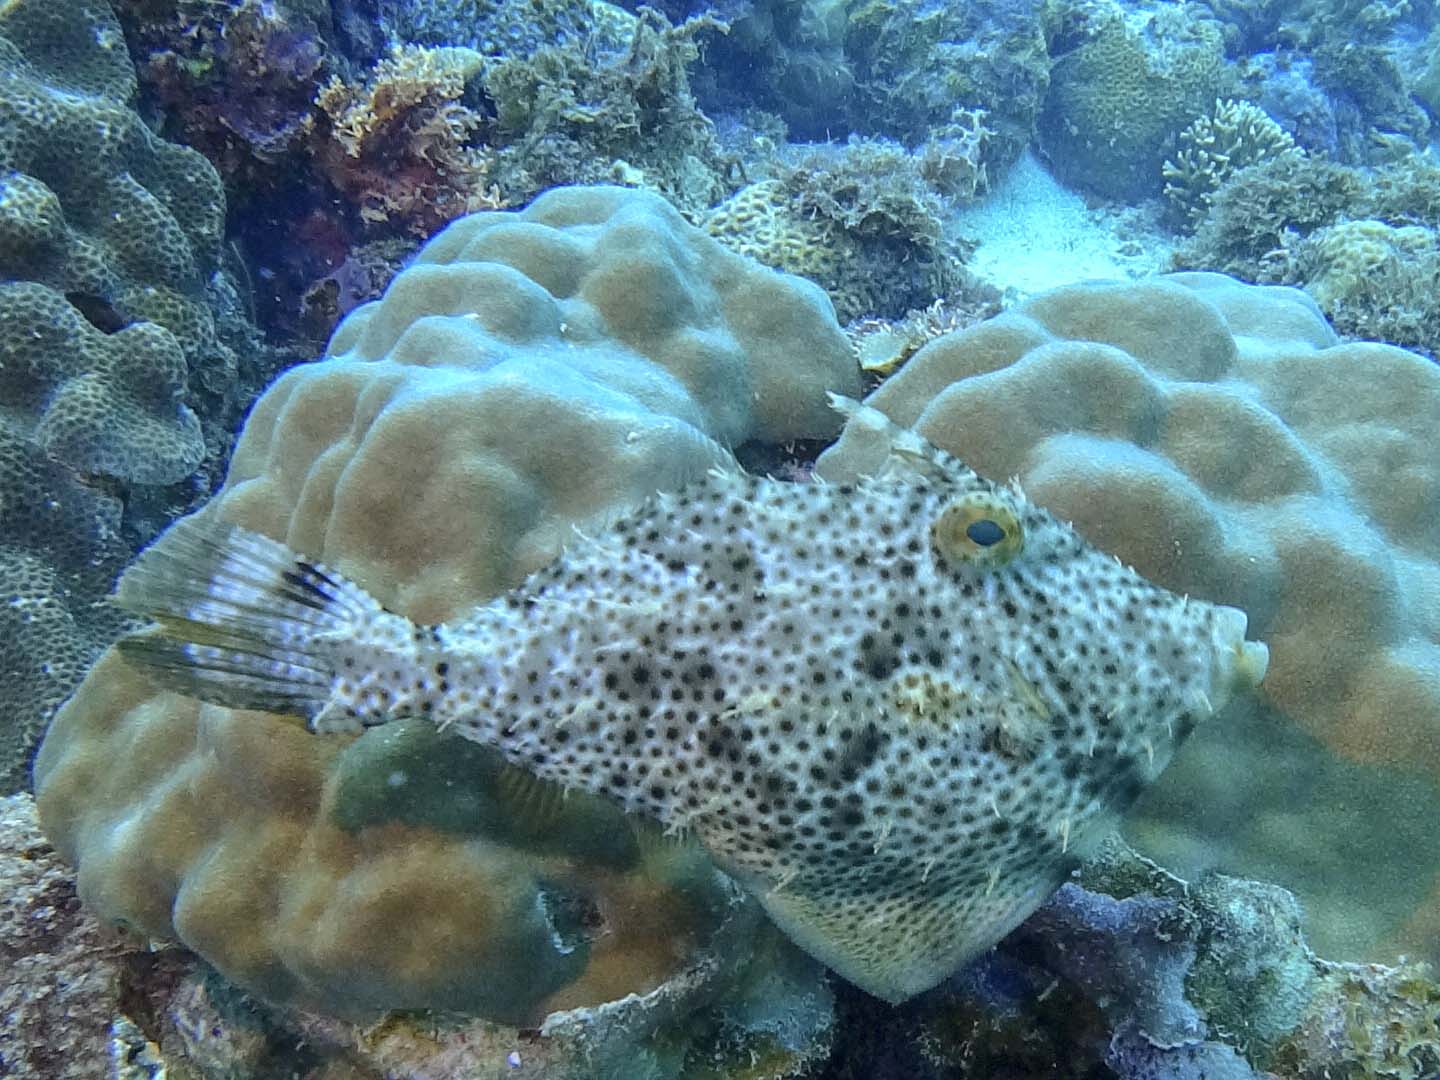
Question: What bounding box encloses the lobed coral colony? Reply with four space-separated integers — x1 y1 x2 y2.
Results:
5 0 1440 1076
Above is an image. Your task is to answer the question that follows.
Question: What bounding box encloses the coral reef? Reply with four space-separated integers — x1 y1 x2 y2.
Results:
1239 53 1341 157
0 0 273 792
33 187 858 1037
115 0 331 192
701 138 972 321
1162 98 1297 226
896 839 1440 1079
11 779 1435 1078
1176 153 1440 356
0 792 129 1079
1039 1 1231 200
816 272 1440 963
1286 218 1440 359
480 7 730 213
379 0 634 58
313 44 504 235
1175 150 1365 280
656 0 1048 185
1416 31 1440 120
114 0 727 347
834 0 1049 177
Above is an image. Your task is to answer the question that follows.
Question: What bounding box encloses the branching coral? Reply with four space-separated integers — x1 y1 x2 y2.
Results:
1039 3 1231 199
1162 98 1298 226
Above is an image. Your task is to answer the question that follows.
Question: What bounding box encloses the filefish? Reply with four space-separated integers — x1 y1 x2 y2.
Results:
114 397 1268 1002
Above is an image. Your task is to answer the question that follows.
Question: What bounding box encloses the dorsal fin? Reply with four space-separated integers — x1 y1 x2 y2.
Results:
818 394 974 486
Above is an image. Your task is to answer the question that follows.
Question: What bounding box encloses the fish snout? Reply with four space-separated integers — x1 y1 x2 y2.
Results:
1205 604 1269 711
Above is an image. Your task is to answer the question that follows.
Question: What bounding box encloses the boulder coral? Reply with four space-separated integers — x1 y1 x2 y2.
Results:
817 271 1440 961
0 0 266 791
33 187 858 1045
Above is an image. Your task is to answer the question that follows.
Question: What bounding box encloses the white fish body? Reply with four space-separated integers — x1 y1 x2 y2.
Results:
116 398 1268 1002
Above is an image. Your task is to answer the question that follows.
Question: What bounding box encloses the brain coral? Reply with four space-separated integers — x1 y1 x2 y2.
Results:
1040 4 1229 200
0 0 264 791
817 272 1440 961
33 186 859 1034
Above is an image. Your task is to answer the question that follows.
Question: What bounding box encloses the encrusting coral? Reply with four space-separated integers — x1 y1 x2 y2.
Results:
33 187 859 1048
817 271 1440 964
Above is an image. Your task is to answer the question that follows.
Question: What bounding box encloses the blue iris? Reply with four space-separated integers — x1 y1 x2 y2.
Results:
965 519 1006 547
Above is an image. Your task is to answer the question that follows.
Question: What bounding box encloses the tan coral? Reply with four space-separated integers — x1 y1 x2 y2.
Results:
34 185 858 1024
817 271 1440 961
1299 217 1439 309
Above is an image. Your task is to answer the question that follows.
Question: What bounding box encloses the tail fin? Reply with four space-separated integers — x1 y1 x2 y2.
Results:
114 517 381 720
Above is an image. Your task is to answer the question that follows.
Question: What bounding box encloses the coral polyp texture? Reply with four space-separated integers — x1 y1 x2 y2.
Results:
33 187 858 1038
1040 4 1230 200
817 271 1440 961
0 0 269 791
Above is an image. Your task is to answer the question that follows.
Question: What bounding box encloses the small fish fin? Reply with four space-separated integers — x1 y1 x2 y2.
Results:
114 516 379 719
750 872 1036 1003
820 394 972 486
493 764 570 835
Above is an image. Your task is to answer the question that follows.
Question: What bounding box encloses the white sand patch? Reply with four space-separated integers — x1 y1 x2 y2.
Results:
954 150 1174 298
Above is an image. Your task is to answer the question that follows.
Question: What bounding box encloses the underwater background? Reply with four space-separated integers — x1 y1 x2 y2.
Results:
2 0 1440 1076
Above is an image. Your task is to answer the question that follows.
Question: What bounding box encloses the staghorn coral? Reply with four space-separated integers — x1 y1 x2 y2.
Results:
1162 98 1298 227
1039 2 1231 200
817 272 1440 964
33 187 858 1040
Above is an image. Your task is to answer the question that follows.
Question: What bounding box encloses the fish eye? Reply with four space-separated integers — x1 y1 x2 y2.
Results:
932 494 1023 568
965 518 1006 547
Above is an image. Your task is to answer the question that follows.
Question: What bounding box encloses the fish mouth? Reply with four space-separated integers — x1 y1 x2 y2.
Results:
1206 604 1269 711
